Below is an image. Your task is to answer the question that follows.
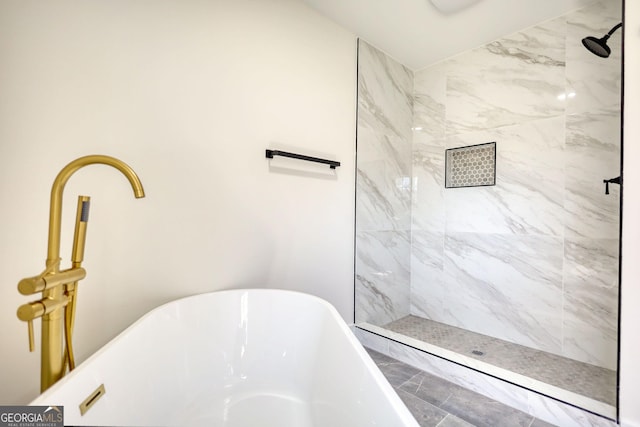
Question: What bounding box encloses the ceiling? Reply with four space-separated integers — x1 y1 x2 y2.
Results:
301 0 593 70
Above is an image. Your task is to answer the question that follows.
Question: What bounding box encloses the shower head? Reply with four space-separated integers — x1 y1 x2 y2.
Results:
582 22 622 58
582 36 611 58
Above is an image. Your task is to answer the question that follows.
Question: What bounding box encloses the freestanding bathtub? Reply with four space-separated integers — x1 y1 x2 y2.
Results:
30 289 418 426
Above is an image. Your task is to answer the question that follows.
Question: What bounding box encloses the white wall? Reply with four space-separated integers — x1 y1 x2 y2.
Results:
620 0 640 425
0 0 356 404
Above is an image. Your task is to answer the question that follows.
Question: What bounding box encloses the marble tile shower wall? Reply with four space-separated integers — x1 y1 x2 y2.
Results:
410 0 621 370
356 0 621 371
355 41 414 325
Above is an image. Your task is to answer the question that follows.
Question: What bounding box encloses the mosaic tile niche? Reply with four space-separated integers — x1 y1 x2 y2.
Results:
445 142 496 188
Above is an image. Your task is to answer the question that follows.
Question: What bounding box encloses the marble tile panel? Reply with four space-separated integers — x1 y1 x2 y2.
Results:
357 40 413 142
525 392 617 427
356 137 412 231
563 237 619 370
445 17 566 134
357 40 413 232
565 0 622 115
410 230 445 319
442 185 505 234
411 141 445 232
564 108 620 240
413 62 447 140
355 230 411 325
358 123 413 167
444 117 565 236
355 326 389 355
442 232 564 355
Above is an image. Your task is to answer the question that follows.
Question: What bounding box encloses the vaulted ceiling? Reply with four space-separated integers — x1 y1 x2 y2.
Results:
301 0 593 70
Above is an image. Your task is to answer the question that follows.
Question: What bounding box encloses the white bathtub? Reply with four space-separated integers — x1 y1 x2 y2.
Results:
30 289 418 427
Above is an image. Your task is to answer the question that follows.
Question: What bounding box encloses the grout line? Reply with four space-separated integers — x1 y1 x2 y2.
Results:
415 372 426 394
401 371 422 391
434 413 449 427
440 392 453 408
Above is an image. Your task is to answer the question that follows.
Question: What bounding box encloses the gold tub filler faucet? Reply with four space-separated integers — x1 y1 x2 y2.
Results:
16 155 145 392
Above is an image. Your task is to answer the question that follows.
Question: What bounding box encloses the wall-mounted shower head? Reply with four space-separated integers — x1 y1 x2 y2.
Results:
582 22 622 58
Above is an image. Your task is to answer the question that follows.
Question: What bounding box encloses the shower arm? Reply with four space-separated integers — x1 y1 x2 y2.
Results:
606 23 622 38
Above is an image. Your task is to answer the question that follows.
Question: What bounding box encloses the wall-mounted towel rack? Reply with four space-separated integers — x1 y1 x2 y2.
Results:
265 150 340 169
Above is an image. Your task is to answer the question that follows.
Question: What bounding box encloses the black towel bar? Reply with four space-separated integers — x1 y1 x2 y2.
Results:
265 149 340 169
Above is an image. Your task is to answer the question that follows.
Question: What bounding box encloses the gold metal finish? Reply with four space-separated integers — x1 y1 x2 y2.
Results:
64 195 90 372
17 300 46 322
18 268 87 295
27 320 35 352
16 155 145 392
17 297 69 321
79 384 106 416
71 196 90 266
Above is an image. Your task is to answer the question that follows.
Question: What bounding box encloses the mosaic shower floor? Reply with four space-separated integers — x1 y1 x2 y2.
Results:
383 315 616 407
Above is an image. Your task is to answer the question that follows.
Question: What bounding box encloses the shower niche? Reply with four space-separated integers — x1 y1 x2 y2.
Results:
445 142 496 188
354 0 622 423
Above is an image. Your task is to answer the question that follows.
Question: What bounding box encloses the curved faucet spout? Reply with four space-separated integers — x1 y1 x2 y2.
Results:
37 154 144 391
47 155 145 267
16 155 145 391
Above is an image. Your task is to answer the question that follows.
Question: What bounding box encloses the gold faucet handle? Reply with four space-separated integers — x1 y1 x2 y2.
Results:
17 300 46 322
27 320 35 352
18 298 70 352
18 301 45 352
18 268 86 295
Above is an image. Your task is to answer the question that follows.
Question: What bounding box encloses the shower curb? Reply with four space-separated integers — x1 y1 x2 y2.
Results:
354 325 618 427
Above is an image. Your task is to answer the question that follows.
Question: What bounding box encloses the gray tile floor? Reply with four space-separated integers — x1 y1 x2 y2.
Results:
367 348 558 427
384 315 616 406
